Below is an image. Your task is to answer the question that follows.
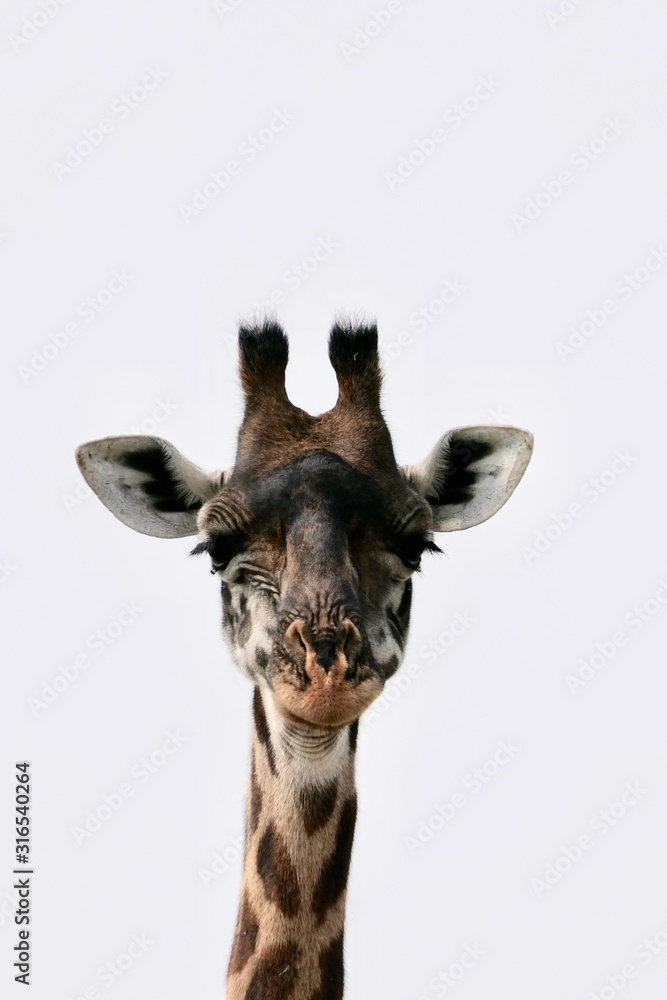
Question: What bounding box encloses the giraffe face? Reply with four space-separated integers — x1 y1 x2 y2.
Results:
195 448 435 728
76 320 533 731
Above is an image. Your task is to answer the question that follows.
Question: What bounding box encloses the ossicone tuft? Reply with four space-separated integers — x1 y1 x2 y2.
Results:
238 319 289 403
328 319 381 405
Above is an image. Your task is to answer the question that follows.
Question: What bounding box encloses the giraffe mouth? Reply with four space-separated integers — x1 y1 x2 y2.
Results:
269 652 384 729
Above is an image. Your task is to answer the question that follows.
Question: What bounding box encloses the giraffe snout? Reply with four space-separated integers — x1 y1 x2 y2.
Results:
284 618 362 676
272 616 383 728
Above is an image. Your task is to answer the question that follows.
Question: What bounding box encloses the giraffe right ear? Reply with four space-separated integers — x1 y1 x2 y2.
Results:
402 425 533 532
75 436 229 539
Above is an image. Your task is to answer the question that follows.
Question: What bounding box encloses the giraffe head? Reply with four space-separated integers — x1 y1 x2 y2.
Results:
76 321 532 730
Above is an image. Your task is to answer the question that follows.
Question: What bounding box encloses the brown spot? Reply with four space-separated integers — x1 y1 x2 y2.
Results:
253 687 277 775
299 781 338 835
312 794 357 924
249 753 262 835
257 822 301 918
307 933 344 1000
228 891 259 976
245 941 300 1000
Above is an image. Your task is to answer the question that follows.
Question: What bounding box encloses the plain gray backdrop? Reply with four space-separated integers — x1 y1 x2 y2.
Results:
2 1 667 997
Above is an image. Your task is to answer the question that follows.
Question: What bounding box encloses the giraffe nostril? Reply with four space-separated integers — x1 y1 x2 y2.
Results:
283 619 309 667
339 619 362 661
294 628 307 654
283 617 364 675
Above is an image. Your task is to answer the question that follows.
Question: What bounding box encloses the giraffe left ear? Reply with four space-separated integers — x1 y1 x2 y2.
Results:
402 425 533 531
75 435 229 538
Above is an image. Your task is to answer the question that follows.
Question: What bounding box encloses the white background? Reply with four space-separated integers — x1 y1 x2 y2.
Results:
2 1 667 998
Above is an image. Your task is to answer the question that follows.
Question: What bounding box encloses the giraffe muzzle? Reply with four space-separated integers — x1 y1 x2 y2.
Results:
271 617 384 728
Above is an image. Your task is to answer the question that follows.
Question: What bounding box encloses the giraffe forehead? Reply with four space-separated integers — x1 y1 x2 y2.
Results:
247 451 386 529
202 450 424 540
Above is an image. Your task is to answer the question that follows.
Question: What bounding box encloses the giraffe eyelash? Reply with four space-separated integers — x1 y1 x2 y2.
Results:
190 533 246 574
389 535 441 571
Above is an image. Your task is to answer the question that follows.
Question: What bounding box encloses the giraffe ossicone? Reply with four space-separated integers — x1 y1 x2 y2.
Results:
76 319 533 998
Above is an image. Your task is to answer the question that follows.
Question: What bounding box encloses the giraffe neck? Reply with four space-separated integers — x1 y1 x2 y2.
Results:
227 687 358 1000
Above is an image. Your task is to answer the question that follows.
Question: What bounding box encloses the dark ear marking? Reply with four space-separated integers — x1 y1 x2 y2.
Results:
427 435 495 507
122 444 202 513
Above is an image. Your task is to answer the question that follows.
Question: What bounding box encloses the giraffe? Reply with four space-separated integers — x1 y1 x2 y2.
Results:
76 320 533 999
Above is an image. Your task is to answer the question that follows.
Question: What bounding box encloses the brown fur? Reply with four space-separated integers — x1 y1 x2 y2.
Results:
225 324 406 998
227 694 356 1000
299 782 339 836
228 892 260 976
257 823 302 918
234 321 402 489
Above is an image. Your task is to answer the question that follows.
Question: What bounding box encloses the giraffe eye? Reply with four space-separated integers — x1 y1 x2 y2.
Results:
190 533 245 575
390 535 441 571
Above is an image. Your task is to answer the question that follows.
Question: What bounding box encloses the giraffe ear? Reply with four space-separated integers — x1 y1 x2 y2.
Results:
403 426 533 531
75 436 229 539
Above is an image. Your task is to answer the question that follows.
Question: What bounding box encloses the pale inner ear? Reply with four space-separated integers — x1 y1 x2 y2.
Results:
403 425 533 531
76 436 227 538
